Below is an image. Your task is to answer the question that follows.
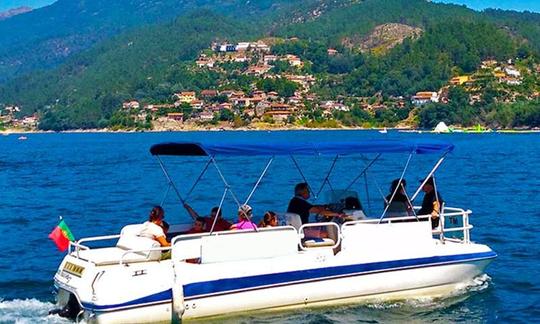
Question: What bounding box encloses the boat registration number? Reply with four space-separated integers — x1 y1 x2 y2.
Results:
63 262 85 277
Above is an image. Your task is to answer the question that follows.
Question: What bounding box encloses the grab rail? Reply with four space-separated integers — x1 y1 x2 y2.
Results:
69 234 121 257
342 206 473 243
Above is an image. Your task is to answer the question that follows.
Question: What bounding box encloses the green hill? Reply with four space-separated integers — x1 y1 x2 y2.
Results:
0 0 539 130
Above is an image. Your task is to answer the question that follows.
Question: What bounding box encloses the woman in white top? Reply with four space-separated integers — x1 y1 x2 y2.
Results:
139 206 170 247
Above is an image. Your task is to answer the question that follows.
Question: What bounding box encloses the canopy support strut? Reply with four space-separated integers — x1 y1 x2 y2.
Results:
410 152 449 202
156 156 185 204
379 152 414 222
244 156 274 206
315 155 339 200
184 157 212 202
209 187 229 234
210 156 241 207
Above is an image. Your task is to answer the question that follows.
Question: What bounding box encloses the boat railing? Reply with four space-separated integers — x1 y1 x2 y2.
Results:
69 234 121 258
342 206 473 243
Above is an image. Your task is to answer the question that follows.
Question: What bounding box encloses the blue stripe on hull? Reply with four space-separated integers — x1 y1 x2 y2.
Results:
82 251 496 311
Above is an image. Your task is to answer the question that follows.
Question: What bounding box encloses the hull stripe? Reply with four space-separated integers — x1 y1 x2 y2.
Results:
81 251 496 312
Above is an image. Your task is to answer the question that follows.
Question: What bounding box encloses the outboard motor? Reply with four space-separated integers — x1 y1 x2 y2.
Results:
49 293 81 320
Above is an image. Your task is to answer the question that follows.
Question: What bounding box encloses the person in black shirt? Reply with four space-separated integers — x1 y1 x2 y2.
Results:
287 182 343 224
417 177 443 229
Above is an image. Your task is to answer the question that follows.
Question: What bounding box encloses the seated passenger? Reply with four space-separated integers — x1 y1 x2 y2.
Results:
139 206 170 247
287 182 343 224
186 217 206 234
161 220 170 234
230 204 258 230
258 211 278 227
183 203 232 232
385 179 413 215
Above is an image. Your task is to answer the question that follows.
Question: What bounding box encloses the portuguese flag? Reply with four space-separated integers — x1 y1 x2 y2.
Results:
48 219 75 252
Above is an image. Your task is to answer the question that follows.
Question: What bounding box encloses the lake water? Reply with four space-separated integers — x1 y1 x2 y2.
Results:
0 130 539 323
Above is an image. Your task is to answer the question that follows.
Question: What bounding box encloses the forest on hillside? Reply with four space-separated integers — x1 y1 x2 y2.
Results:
0 0 539 130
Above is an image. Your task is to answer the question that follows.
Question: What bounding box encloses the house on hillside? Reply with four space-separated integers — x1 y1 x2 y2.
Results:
122 100 140 110
167 113 184 121
245 65 271 76
173 91 197 103
504 66 521 78
450 76 470 86
21 114 39 127
327 48 338 56
411 91 439 106
200 90 219 98
236 42 250 52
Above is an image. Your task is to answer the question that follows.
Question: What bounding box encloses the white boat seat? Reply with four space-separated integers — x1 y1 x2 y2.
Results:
284 213 302 230
303 237 335 248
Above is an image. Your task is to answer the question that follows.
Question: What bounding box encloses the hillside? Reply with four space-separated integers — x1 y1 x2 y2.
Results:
0 0 316 82
0 6 32 20
0 0 539 130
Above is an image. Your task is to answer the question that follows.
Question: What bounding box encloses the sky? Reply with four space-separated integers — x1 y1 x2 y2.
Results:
436 0 540 12
0 0 539 13
0 0 55 11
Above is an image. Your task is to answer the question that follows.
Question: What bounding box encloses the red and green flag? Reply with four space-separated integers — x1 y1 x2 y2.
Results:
48 219 75 252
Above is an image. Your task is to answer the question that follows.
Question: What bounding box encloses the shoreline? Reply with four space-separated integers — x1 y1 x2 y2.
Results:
1 126 539 135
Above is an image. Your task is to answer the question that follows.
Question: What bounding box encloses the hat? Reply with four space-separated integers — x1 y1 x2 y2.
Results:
420 177 435 186
238 204 253 216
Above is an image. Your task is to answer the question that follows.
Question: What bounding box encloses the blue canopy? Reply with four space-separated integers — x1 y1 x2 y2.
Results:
150 140 454 156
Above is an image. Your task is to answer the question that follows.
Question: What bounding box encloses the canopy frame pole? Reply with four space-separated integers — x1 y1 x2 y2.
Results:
290 155 314 195
403 187 418 220
315 155 339 200
209 187 228 234
244 156 274 206
410 152 449 202
155 156 185 204
184 157 212 202
159 184 172 207
364 172 371 216
210 156 241 207
343 153 381 192
379 152 414 222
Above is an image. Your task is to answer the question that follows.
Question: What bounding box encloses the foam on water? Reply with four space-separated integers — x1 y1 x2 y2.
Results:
0 299 70 324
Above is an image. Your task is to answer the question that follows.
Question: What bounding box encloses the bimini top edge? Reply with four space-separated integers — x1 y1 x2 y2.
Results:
150 140 454 157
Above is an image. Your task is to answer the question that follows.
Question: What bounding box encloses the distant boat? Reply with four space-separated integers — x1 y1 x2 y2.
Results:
379 127 388 134
18 136 28 140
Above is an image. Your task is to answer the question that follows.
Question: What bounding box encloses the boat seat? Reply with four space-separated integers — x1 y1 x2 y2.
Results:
303 237 335 248
385 201 410 218
74 225 163 265
283 213 302 230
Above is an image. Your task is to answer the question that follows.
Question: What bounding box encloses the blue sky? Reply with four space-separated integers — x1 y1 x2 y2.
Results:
1 0 539 13
436 0 540 12
0 0 55 11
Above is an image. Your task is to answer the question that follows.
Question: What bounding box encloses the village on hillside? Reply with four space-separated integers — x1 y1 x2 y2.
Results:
1 38 539 131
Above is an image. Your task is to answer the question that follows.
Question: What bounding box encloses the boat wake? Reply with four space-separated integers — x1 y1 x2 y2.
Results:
366 274 492 311
0 298 70 324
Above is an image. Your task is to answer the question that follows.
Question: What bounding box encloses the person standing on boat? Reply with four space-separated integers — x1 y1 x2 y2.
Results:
418 177 443 229
230 204 258 230
139 206 170 247
183 203 232 232
287 183 343 224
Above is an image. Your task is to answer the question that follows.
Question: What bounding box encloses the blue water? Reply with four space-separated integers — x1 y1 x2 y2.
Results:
0 130 539 323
